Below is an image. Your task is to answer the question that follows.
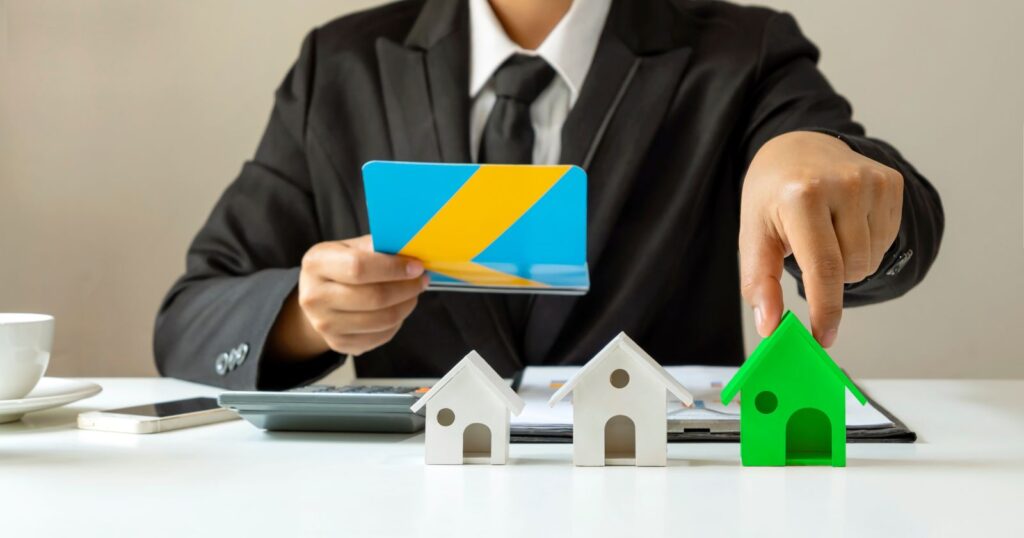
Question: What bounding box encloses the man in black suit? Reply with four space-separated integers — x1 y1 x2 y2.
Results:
154 0 943 389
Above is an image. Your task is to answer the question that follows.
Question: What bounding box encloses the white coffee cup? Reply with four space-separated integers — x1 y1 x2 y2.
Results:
0 313 54 400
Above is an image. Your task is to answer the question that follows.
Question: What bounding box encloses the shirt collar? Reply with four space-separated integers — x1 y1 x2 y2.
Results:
468 0 612 103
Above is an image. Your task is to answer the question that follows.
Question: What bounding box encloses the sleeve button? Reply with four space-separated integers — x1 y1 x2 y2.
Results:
214 353 229 376
886 249 914 276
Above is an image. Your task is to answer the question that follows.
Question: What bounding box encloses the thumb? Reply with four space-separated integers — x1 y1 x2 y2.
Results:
739 223 786 337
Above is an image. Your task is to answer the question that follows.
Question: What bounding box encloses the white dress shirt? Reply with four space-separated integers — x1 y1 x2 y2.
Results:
468 0 612 165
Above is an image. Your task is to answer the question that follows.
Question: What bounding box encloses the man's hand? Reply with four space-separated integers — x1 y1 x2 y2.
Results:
269 235 429 361
739 131 903 347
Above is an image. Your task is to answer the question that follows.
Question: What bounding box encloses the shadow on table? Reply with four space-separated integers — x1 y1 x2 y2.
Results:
851 456 1021 470
507 446 1023 470
0 448 98 466
507 454 573 466
261 430 421 444
675 456 1020 470
0 405 102 435
667 457 733 467
507 455 735 467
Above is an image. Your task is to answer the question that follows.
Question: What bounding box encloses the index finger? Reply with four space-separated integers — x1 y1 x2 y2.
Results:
310 238 425 285
783 203 844 348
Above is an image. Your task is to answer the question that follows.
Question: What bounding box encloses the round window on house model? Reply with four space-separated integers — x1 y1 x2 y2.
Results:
437 408 455 426
755 391 778 414
610 368 630 388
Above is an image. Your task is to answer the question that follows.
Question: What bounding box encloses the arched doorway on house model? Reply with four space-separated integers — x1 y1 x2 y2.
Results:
604 415 636 465
463 422 492 463
785 408 832 465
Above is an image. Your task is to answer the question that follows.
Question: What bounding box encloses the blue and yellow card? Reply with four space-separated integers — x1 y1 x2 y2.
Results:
362 161 588 294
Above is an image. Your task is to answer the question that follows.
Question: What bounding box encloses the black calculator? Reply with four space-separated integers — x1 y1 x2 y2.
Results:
218 384 430 433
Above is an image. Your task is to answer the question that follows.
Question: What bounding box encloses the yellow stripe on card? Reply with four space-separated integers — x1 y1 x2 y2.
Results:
398 165 570 262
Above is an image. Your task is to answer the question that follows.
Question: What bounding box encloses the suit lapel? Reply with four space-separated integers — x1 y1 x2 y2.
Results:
375 0 522 373
375 40 441 162
524 0 696 363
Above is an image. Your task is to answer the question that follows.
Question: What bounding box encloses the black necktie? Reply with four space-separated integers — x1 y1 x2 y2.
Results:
478 54 556 356
478 54 556 164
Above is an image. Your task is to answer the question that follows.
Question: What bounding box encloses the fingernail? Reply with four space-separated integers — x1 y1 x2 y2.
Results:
821 328 838 348
754 306 764 335
406 260 423 277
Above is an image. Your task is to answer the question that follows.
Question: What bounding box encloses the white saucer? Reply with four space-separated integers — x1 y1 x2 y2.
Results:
0 378 103 423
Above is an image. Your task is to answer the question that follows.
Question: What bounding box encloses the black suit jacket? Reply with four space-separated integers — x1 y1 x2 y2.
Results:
154 0 943 389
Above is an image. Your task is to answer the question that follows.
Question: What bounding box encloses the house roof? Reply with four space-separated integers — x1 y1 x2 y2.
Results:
720 311 868 406
548 332 694 407
409 350 525 415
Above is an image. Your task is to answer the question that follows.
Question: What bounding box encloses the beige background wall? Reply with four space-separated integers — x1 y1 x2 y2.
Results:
1 0 1021 379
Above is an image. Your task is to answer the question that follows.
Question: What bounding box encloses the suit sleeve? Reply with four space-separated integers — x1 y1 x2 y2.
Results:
740 12 944 305
154 30 343 390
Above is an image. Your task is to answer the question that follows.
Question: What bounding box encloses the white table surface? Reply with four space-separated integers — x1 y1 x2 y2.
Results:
1 378 1022 538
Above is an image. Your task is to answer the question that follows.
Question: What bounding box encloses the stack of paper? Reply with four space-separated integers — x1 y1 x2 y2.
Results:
511 366 914 443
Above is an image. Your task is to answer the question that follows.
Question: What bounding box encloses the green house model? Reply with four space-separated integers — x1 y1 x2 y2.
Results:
720 311 867 467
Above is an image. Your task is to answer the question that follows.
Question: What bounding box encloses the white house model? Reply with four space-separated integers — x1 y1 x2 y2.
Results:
410 351 525 465
548 333 694 467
